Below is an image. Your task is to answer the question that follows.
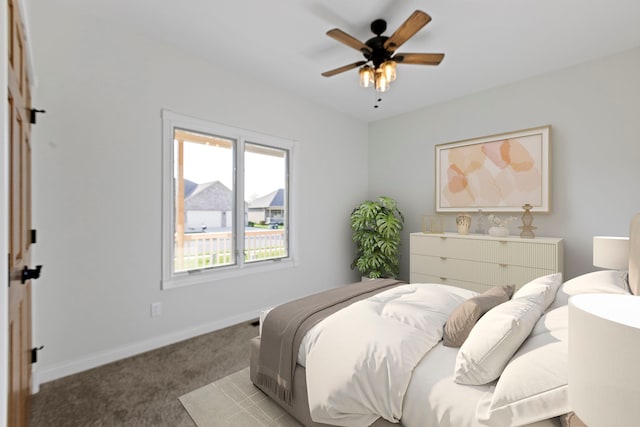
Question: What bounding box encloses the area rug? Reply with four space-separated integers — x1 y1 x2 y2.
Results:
179 367 302 426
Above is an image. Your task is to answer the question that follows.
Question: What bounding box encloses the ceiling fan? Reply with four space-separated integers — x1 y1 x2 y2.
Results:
321 10 444 93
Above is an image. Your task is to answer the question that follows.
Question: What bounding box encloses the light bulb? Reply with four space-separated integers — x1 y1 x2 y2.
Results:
381 60 396 82
359 66 374 88
374 68 389 93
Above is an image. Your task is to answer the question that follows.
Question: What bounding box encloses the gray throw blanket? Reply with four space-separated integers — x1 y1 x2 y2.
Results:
256 278 404 405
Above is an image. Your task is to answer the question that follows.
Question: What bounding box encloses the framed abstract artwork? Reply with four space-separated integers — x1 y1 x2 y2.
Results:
435 125 550 213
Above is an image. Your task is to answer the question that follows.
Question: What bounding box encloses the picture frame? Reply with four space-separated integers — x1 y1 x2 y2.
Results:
435 125 550 213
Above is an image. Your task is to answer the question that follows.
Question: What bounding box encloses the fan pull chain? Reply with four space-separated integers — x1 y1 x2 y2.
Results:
374 92 383 109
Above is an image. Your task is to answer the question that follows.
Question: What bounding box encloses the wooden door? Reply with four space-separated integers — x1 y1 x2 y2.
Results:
7 0 33 425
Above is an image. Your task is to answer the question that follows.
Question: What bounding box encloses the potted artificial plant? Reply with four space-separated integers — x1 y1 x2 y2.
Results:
350 196 405 279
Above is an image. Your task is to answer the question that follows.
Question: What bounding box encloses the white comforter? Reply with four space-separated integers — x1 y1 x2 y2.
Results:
304 284 470 426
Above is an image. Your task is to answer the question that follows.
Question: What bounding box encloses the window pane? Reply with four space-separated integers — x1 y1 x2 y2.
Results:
245 142 288 263
173 129 235 273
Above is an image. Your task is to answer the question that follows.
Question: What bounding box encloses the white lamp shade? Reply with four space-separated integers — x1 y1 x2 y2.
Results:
593 236 629 269
569 294 640 427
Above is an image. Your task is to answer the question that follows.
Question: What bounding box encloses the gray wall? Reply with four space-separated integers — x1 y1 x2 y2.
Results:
28 2 368 383
369 47 640 282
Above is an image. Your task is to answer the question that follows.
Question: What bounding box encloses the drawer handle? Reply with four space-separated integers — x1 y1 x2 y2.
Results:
499 240 508 244
440 277 447 281
499 263 508 268
440 256 447 260
440 236 447 240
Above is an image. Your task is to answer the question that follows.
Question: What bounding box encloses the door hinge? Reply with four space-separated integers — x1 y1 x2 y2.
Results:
21 265 42 284
31 229 37 244
31 346 44 364
29 108 46 124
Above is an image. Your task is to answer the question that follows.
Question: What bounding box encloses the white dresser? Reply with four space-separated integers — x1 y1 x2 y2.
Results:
410 232 564 292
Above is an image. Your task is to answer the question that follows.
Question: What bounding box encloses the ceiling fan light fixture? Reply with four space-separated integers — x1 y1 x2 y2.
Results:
322 10 442 102
359 65 374 88
381 60 397 82
374 68 389 93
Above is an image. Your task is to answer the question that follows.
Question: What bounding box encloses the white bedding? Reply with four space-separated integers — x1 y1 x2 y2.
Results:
260 272 630 427
304 284 471 426
260 283 558 427
402 340 558 427
401 340 487 426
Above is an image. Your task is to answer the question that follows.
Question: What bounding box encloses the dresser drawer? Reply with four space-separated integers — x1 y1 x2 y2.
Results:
411 253 556 289
410 234 479 258
482 240 558 269
409 232 563 292
410 234 559 269
410 253 477 281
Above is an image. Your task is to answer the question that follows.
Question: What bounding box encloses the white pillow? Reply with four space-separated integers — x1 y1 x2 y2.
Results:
453 292 547 385
513 272 562 309
476 305 569 426
548 270 630 310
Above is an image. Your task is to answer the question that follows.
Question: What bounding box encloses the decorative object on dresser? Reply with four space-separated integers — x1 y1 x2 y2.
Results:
592 236 629 270
487 214 518 237
409 232 564 292
519 203 537 238
435 125 550 213
350 196 404 279
475 209 486 234
456 213 471 235
422 214 444 234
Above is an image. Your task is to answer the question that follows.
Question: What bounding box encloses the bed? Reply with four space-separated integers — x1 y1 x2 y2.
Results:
250 213 640 427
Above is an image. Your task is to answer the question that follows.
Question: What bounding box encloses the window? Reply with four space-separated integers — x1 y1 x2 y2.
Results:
162 110 296 288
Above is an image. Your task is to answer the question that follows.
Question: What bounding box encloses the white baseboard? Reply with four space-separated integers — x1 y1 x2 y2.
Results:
32 309 262 392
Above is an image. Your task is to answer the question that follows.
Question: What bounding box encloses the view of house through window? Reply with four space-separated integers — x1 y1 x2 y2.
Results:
172 128 288 275
245 142 288 263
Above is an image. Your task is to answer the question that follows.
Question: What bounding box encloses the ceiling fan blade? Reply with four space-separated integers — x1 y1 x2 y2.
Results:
326 29 372 54
393 53 444 65
384 10 432 53
321 61 367 77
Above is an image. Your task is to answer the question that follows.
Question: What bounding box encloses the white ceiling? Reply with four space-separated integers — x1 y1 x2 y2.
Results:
43 0 640 122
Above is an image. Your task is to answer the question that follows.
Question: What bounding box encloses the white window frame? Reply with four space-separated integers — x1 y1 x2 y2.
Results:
161 110 297 289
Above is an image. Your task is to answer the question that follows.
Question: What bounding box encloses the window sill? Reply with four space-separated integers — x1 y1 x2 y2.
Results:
162 257 297 290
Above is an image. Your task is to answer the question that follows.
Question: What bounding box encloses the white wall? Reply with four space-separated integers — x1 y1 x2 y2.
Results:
369 47 640 282
27 3 368 383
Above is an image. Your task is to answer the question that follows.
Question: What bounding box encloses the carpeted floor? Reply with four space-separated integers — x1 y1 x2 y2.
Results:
30 321 260 426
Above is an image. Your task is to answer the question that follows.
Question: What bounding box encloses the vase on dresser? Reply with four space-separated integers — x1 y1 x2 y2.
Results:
519 203 537 239
456 213 472 235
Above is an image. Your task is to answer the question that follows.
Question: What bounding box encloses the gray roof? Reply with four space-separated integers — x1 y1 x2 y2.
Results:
249 189 285 209
184 179 197 198
184 181 233 211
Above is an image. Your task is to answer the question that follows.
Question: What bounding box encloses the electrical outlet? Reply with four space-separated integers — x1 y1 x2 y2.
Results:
150 302 162 317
